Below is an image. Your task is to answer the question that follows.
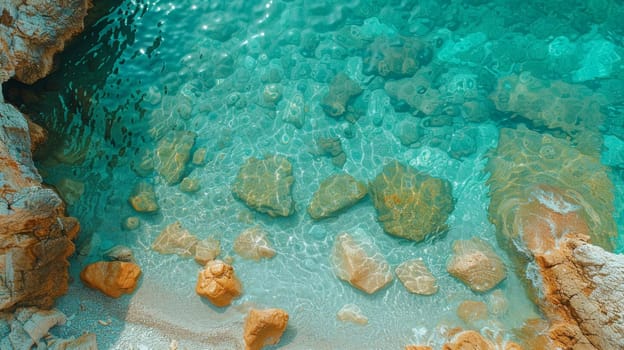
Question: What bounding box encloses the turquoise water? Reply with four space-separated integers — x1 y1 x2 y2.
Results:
7 0 624 348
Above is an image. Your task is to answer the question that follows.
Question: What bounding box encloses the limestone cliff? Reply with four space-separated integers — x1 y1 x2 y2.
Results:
0 0 91 311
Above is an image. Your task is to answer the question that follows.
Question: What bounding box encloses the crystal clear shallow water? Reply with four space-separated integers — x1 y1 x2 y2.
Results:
8 0 624 348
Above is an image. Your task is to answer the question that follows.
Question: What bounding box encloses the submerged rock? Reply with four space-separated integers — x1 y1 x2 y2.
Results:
456 300 488 325
369 161 454 242
336 304 368 325
0 103 80 311
446 238 506 293
307 173 367 219
195 260 242 307
80 261 142 298
385 74 441 116
330 232 393 294
233 227 276 261
243 308 289 350
321 73 362 118
194 237 221 266
232 155 295 217
363 36 432 79
155 130 197 185
395 259 438 295
128 182 159 213
152 221 199 258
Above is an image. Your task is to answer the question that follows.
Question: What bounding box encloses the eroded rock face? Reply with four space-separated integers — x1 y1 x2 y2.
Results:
370 161 454 242
243 308 289 350
308 173 367 220
446 238 506 293
0 103 80 311
0 0 92 85
196 260 242 307
232 155 295 217
330 232 393 294
80 261 142 298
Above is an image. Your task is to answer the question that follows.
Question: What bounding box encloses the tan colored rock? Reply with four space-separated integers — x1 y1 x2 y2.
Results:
330 232 393 294
152 221 199 258
196 260 242 307
128 182 159 213
0 103 80 311
456 300 488 325
447 238 506 293
233 227 276 261
80 261 142 298
243 308 289 350
194 237 221 265
395 259 438 295
336 304 368 325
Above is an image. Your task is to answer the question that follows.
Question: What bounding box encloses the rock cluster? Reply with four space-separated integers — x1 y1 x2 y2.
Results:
369 161 454 242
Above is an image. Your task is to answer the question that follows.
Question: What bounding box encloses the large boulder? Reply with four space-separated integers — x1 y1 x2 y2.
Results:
330 232 393 294
0 103 80 311
196 260 242 307
446 238 506 293
307 173 367 219
232 155 295 217
243 308 289 350
369 161 454 242
80 261 142 298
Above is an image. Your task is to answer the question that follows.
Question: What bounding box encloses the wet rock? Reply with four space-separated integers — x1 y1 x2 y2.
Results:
243 308 289 350
395 259 438 295
0 0 91 84
321 73 362 118
179 177 200 193
308 174 367 219
233 227 276 261
80 261 142 298
278 91 305 129
316 136 346 168
155 130 197 185
128 182 159 213
195 260 242 307
0 103 80 311
194 237 221 266
192 147 208 165
336 304 368 325
385 74 441 116
363 36 432 79
369 161 454 242
152 221 199 258
330 232 393 294
232 155 295 217
103 245 135 263
456 300 488 325
395 119 423 146
447 238 506 293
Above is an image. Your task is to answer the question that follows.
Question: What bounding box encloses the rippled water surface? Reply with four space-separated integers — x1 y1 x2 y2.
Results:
10 0 624 348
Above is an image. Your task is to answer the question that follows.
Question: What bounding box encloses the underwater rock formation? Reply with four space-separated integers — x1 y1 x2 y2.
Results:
233 226 276 261
243 308 289 350
395 259 438 295
446 238 506 293
232 155 295 217
79 261 142 298
320 72 362 118
486 127 622 349
155 130 197 185
195 260 242 307
307 173 367 219
330 232 393 294
369 161 454 242
152 221 199 258
0 103 80 311
0 0 91 84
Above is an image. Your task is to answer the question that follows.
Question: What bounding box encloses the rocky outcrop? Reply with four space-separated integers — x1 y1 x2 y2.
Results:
0 103 80 311
80 261 142 298
0 0 92 85
195 260 242 307
243 308 289 350
370 161 454 242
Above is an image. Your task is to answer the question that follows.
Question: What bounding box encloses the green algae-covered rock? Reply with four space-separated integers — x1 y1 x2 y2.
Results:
369 161 454 242
155 130 197 185
232 155 295 217
308 174 367 220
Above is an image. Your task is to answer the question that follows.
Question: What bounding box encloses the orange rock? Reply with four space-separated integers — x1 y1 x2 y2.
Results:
195 260 242 307
442 330 494 350
243 308 289 350
80 261 142 298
